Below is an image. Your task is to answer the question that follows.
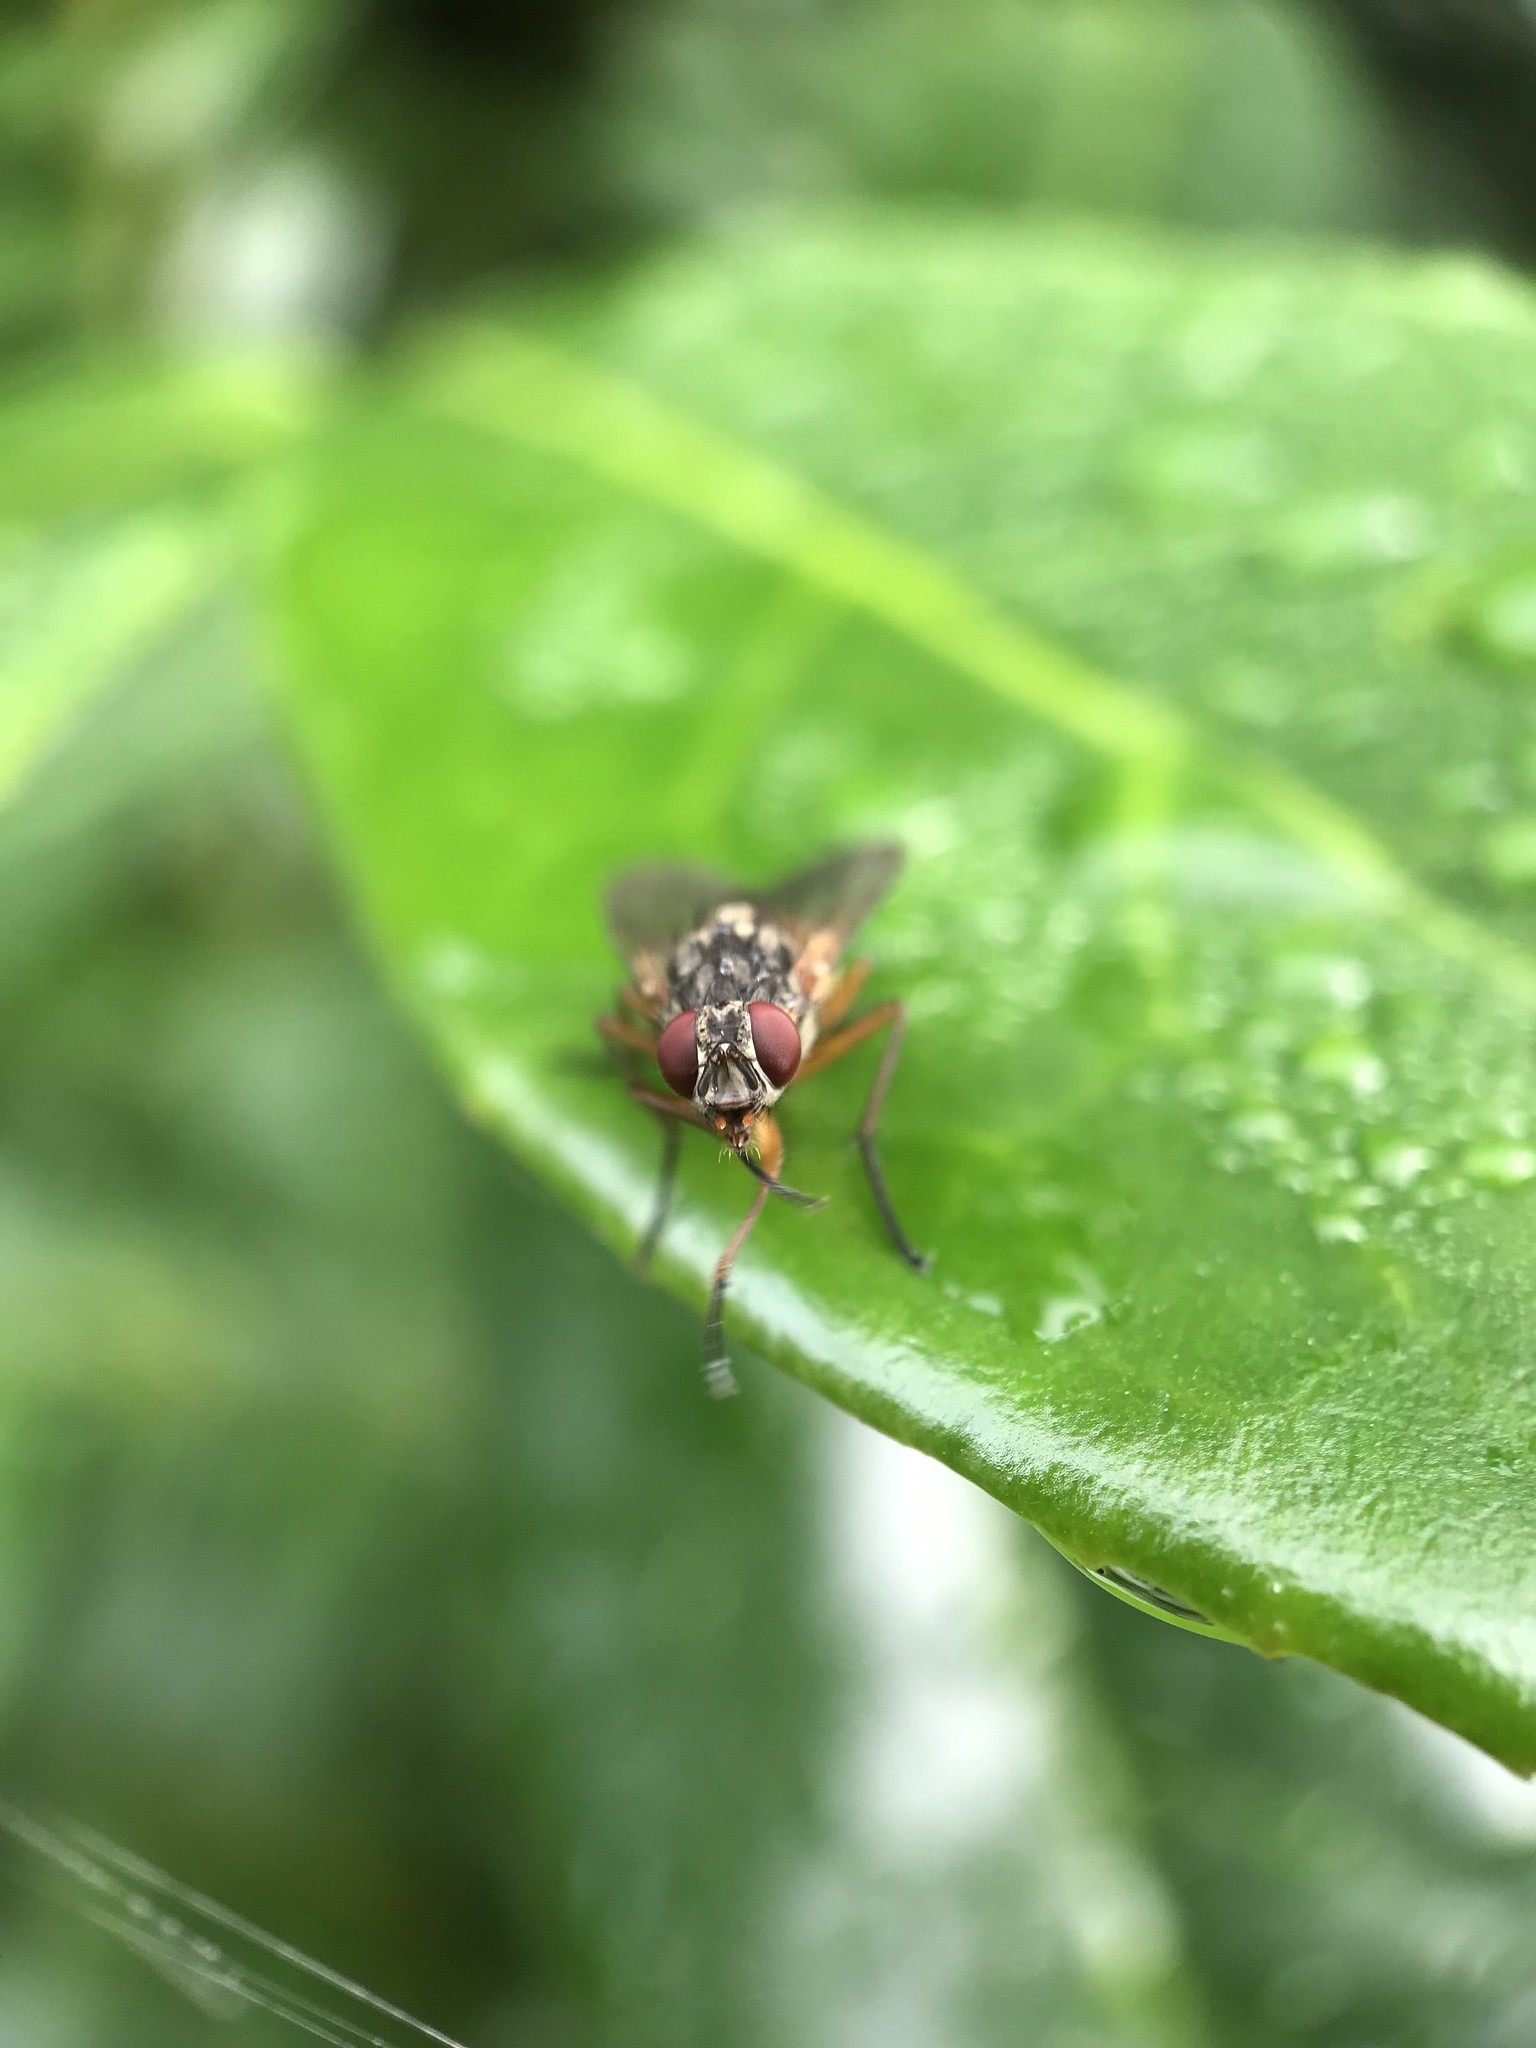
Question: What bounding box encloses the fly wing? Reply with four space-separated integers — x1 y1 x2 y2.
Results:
756 842 904 948
605 862 737 966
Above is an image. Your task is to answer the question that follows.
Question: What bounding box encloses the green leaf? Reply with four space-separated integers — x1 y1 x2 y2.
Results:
607 0 1412 244
0 356 322 810
268 220 1536 1769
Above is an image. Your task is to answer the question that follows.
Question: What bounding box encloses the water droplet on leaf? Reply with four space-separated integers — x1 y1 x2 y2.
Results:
1268 492 1432 572
1229 1108 1297 1148
1464 1142 1536 1188
1303 1035 1386 1097
1036 1295 1103 1344
1372 1141 1433 1189
1314 1213 1368 1245
1035 1260 1106 1345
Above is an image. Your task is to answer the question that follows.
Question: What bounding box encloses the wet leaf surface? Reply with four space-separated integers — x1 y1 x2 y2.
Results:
269 221 1536 1766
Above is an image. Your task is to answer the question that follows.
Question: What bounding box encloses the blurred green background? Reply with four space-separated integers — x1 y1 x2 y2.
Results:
5 3 1536 2043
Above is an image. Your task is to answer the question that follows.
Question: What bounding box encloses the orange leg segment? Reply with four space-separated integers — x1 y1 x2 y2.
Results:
702 1182 769 1399
815 957 872 1031
800 997 894 1080
626 1082 706 1126
752 1111 784 1183
597 1012 658 1060
620 982 660 1025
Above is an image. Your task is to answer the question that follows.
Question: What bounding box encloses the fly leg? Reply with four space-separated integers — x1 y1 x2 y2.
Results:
738 1106 825 1209
799 1000 930 1273
596 1014 688 1272
635 1119 681 1273
595 1012 656 1062
814 957 871 1031
751 1110 784 1183
702 1181 769 1399
623 1082 715 1275
606 1066 806 1391
621 1099 788 1395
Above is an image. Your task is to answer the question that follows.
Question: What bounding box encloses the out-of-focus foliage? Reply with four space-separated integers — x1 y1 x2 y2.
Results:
1315 0 1536 261
4 0 1536 2043
0 351 319 821
0 0 1459 354
603 0 1406 238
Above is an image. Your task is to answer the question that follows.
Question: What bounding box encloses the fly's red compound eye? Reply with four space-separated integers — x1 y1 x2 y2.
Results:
748 1002 802 1089
657 1010 699 1097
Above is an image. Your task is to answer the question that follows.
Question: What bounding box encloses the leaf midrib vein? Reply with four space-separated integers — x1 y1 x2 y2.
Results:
424 327 1536 1006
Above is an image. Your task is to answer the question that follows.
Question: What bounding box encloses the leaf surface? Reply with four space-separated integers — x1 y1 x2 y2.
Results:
269 221 1536 1766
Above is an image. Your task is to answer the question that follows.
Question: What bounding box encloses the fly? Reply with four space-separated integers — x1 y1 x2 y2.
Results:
598 842 929 1395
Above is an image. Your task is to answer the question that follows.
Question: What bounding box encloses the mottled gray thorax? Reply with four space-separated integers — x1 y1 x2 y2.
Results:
664 906 801 1022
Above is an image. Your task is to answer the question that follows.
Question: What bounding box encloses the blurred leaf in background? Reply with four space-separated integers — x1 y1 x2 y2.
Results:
0 0 82 353
1311 0 1536 263
602 0 1409 239
14 0 1480 353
